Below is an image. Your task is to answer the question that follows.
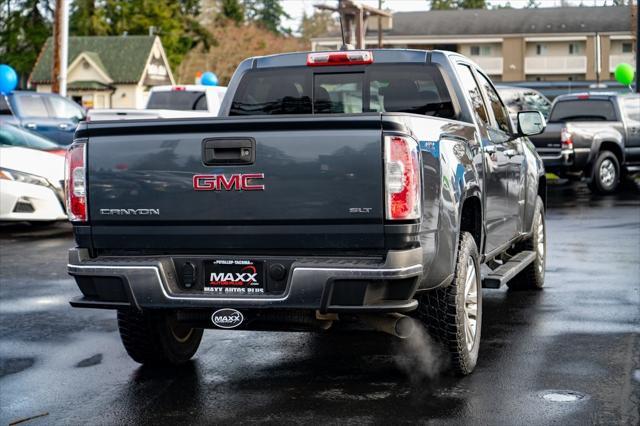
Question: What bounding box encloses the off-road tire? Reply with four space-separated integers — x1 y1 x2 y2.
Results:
417 232 482 376
507 196 546 290
117 309 203 365
587 150 620 194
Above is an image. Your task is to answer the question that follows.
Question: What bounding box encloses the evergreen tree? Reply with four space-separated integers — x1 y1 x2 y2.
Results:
244 0 291 34
458 0 486 9
0 0 52 86
430 0 457 10
220 0 244 24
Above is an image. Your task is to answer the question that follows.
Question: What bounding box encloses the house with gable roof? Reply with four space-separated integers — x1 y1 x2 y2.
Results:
29 35 174 109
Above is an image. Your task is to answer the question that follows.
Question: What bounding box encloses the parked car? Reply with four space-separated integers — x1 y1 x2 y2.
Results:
1 91 86 145
529 92 640 193
0 122 67 156
496 85 552 119
65 49 547 375
0 146 66 223
87 85 227 121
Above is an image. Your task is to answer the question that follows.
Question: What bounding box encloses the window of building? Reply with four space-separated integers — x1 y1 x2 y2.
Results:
568 43 583 55
470 45 491 56
622 42 632 53
535 44 547 55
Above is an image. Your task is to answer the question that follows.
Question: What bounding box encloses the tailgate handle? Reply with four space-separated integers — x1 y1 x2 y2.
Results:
203 138 255 165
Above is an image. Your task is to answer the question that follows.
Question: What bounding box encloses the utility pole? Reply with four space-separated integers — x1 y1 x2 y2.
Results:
315 0 390 50
377 0 383 48
51 0 68 95
634 0 639 93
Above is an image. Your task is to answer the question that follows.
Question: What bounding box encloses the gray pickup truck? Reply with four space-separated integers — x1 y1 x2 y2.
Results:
66 49 546 375
530 92 640 193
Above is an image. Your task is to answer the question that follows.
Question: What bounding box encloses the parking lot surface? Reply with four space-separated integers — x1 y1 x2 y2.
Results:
1 180 638 425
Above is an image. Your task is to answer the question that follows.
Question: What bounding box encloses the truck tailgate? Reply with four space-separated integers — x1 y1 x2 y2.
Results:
85 116 385 251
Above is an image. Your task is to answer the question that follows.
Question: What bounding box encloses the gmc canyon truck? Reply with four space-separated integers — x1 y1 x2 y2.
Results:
530 92 640 194
66 49 547 375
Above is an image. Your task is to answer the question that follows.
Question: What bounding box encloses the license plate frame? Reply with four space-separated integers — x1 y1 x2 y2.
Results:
203 259 265 296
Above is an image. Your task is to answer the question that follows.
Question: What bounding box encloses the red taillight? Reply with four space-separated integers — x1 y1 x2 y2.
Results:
560 127 573 150
577 94 589 100
65 142 87 222
307 51 373 67
172 86 186 91
385 135 420 220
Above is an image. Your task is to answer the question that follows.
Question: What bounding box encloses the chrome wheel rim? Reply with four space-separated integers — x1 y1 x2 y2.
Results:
599 159 616 187
536 214 545 275
463 257 478 351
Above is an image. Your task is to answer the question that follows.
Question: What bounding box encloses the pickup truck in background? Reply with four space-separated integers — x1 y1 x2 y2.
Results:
66 49 547 375
86 85 227 121
529 92 640 194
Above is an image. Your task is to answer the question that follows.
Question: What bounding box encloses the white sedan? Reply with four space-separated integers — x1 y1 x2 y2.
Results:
0 146 66 222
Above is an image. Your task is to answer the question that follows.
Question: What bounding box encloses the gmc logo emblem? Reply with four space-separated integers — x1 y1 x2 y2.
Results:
193 173 265 191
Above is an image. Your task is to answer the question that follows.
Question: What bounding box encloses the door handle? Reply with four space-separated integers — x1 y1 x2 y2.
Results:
484 145 497 154
202 138 255 165
58 123 71 130
25 123 37 130
504 149 517 158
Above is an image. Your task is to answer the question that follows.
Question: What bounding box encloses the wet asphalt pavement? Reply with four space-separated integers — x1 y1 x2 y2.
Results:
0 180 639 425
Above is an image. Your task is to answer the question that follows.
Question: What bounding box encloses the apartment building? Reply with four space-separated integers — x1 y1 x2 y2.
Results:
311 6 635 83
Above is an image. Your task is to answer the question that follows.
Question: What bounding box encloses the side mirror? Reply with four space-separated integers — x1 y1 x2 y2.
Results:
517 110 546 136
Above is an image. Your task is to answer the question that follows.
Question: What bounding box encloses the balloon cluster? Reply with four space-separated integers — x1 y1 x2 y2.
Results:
0 64 18 94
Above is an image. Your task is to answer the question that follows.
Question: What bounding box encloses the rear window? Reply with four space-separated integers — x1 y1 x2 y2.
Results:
14 94 49 118
229 64 455 119
147 91 207 110
549 100 617 122
0 95 12 115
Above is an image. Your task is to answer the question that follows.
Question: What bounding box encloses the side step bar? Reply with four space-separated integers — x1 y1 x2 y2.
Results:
482 251 536 289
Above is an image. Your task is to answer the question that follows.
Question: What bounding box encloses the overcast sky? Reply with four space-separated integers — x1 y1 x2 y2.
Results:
281 0 616 33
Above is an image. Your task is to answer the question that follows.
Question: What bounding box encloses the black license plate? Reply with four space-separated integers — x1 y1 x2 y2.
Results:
204 259 265 295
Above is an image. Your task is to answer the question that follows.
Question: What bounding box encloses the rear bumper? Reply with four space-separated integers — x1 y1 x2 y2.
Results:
67 248 423 313
539 148 590 174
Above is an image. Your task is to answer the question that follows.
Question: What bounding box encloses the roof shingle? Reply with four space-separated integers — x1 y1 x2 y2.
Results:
30 35 156 84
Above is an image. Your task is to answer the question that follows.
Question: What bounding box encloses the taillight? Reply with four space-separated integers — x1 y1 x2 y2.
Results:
384 135 420 220
173 86 186 91
65 142 87 222
560 128 573 150
307 51 373 66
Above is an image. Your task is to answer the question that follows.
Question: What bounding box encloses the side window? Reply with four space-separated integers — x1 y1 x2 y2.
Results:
623 97 640 123
47 96 84 119
477 73 511 133
455 64 489 126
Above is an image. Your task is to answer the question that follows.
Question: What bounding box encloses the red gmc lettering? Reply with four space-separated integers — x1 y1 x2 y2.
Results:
193 173 265 191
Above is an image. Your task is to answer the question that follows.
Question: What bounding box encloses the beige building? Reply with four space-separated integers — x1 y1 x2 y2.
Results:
29 35 174 109
312 6 635 83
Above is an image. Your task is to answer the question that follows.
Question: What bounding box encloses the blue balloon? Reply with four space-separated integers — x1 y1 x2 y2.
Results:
201 71 218 87
0 64 18 94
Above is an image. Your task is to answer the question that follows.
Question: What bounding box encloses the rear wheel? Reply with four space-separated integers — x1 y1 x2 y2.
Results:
588 151 620 194
117 309 203 365
418 232 482 375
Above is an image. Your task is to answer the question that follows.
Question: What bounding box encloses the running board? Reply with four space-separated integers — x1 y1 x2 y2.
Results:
482 251 536 289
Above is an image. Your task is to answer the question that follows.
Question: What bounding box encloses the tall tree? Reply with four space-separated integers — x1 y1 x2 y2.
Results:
526 0 540 8
430 0 457 9
299 10 335 43
458 0 486 8
0 0 52 87
244 0 290 34
220 0 244 24
69 0 213 72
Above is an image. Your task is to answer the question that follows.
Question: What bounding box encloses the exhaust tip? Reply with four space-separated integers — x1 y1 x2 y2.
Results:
360 313 416 339
394 316 416 339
